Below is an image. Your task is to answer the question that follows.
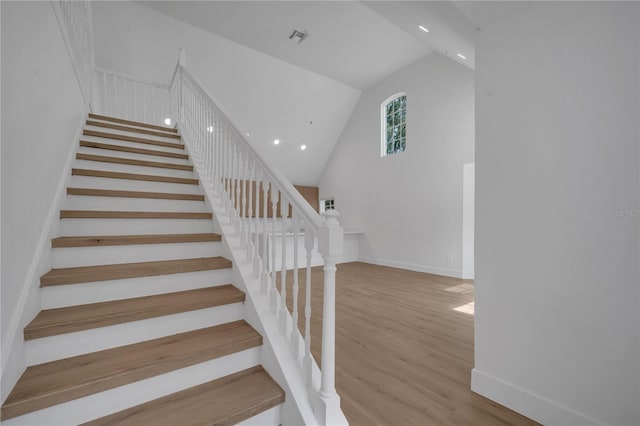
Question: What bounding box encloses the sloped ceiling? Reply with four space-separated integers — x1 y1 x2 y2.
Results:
108 1 478 185
140 1 433 90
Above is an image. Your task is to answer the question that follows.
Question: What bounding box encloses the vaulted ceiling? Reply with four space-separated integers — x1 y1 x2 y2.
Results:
124 1 480 184
140 1 477 90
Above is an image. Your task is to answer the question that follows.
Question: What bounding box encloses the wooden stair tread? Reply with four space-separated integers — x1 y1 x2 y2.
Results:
71 168 199 185
83 129 183 150
86 120 181 139
88 113 178 133
83 366 284 426
76 153 193 171
80 140 188 160
60 210 212 219
52 233 221 248
1 321 261 420
24 285 243 340
67 187 205 201
40 256 232 286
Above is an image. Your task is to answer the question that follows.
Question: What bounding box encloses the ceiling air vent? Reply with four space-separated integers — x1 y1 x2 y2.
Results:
288 29 306 43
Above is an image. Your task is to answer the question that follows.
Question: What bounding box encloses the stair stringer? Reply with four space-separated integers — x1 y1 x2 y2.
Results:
190 161 322 426
1 113 86 406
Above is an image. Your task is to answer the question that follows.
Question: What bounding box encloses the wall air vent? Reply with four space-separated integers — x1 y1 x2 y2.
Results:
288 29 306 43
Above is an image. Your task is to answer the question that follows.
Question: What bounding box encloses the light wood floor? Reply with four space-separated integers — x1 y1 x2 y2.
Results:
285 262 539 426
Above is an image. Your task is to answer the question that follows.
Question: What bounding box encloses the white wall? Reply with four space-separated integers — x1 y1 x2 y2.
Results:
91 1 360 186
473 2 639 425
1 0 86 401
318 53 474 277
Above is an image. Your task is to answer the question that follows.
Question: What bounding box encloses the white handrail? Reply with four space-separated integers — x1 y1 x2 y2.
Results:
169 49 345 425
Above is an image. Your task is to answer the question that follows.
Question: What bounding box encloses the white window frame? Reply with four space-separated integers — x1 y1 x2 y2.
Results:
380 92 407 157
320 197 335 214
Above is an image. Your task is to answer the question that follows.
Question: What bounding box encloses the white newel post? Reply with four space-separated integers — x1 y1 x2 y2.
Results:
314 209 344 426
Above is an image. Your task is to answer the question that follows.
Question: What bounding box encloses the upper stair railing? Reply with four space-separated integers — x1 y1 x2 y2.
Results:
169 50 345 425
93 68 172 127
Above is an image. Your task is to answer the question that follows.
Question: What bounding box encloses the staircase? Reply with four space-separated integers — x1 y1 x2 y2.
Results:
0 115 285 425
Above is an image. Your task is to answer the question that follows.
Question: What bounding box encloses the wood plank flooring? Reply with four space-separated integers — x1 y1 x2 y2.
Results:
284 262 539 426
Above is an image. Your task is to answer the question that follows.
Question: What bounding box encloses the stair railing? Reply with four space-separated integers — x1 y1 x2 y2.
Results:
50 0 94 110
93 68 172 127
169 49 345 425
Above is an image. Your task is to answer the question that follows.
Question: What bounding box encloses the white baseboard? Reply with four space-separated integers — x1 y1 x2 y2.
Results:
1 113 85 404
471 368 603 426
358 257 467 279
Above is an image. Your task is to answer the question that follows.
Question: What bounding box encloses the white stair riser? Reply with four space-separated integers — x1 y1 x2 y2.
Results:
73 159 195 178
236 405 282 426
59 218 217 236
26 303 244 365
41 268 233 308
77 146 190 165
80 134 184 154
69 175 202 194
3 347 261 426
64 195 209 212
52 241 222 268
84 125 182 144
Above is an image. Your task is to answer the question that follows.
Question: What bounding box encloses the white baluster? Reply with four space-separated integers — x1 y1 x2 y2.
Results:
261 180 269 294
303 229 314 386
243 157 250 249
133 82 137 122
290 215 300 357
253 166 262 277
246 157 254 260
270 189 279 313
228 137 234 217
124 78 128 120
280 195 289 333
142 83 147 123
238 151 245 240
231 144 238 225
232 144 238 224
101 72 106 115
235 149 242 233
113 74 118 118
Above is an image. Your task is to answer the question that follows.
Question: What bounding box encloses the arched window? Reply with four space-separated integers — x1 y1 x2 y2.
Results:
381 93 406 157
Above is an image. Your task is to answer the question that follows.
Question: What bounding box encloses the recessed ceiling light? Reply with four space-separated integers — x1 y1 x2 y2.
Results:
300 145 307 150
207 126 213 133
273 139 280 145
457 53 467 60
418 25 429 33
246 132 250 137
164 118 171 126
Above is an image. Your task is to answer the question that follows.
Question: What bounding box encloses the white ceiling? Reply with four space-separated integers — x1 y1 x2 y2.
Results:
139 1 478 90
129 1 481 185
